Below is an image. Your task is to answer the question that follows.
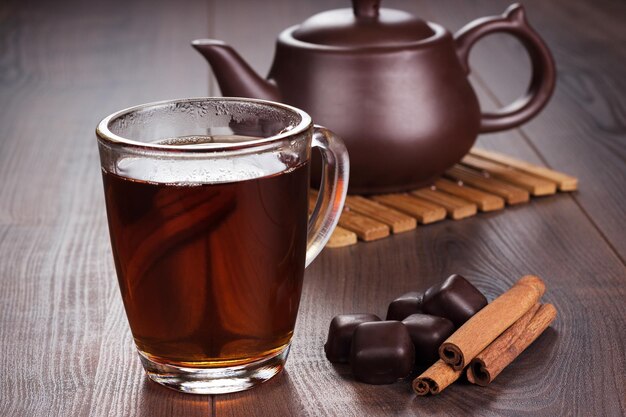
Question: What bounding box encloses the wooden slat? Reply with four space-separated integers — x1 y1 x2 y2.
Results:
310 192 388 242
470 148 578 191
325 226 358 248
345 195 416 233
338 210 389 241
371 194 447 224
433 178 505 212
446 165 530 205
461 154 557 196
411 188 477 220
309 193 357 247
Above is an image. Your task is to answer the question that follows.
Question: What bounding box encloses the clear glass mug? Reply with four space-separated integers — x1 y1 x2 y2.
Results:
96 97 349 394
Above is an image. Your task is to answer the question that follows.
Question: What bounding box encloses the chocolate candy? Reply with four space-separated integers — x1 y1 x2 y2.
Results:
386 291 423 321
324 314 381 363
350 321 415 384
421 274 488 327
402 314 455 365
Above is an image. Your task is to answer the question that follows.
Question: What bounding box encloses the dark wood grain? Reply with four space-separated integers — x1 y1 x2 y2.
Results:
208 1 626 416
0 0 212 415
0 0 624 416
418 0 626 260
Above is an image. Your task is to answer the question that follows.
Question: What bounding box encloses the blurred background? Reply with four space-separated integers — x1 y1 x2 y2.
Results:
1 0 624 242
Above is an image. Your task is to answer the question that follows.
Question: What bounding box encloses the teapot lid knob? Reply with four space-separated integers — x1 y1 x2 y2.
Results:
352 0 380 18
292 0 434 47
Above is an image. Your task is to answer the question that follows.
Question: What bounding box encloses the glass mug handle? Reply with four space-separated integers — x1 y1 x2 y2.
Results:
306 125 350 267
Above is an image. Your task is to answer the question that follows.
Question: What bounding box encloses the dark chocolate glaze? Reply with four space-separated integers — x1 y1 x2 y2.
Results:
386 291 423 321
324 313 381 363
421 274 488 327
402 313 455 366
350 321 414 384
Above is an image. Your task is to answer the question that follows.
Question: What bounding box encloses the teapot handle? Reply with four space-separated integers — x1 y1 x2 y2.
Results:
454 3 556 133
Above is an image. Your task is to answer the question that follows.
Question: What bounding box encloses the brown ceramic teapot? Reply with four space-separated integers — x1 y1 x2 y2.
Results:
192 0 555 194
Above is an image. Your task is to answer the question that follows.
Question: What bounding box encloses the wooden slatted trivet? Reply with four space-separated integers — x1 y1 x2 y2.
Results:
317 148 578 248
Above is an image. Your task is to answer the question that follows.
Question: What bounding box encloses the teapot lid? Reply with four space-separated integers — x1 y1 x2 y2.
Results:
292 0 434 47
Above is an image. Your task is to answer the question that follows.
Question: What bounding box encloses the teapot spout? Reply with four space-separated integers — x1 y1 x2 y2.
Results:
192 39 281 102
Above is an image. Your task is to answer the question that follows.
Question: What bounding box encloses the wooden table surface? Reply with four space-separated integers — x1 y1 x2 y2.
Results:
1 0 625 415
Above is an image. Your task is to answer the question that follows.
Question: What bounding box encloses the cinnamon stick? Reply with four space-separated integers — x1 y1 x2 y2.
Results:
467 303 557 386
439 275 546 370
412 360 462 396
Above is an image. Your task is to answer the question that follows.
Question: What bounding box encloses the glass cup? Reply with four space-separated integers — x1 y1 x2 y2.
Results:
96 97 348 394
